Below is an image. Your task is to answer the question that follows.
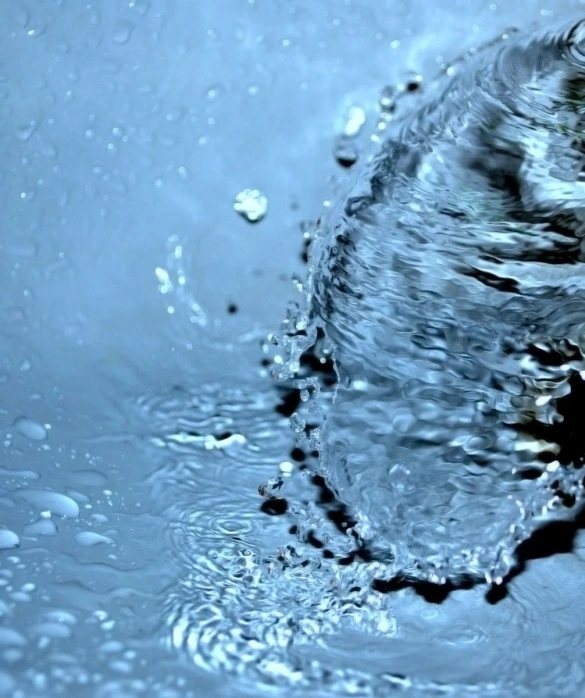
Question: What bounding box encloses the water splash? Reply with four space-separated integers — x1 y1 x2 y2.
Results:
308 18 585 584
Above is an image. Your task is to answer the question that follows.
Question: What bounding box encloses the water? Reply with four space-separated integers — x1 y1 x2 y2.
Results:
147 23 585 690
4 4 585 697
306 18 585 585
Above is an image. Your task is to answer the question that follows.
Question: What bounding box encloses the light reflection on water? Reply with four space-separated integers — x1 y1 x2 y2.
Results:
3 6 585 697
138 18 585 697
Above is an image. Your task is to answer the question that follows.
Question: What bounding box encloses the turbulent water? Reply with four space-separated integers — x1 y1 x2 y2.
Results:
302 18 585 583
150 17 585 696
6 6 585 698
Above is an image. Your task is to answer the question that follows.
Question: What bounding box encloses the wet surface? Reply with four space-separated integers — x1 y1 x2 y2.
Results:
2 1 585 697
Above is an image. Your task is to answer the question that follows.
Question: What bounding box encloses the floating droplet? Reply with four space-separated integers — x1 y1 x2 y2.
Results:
13 417 47 441
234 188 268 223
342 105 366 137
333 136 359 168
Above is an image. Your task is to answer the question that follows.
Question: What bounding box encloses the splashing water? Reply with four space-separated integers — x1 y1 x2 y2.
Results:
143 17 585 698
305 18 585 584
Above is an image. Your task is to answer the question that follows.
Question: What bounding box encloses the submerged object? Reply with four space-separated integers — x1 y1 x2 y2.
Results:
307 18 585 583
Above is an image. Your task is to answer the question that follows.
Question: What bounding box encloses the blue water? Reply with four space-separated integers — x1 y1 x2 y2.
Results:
3 4 585 698
305 18 585 585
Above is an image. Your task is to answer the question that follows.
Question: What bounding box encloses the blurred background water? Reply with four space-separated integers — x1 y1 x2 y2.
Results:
2 1 585 697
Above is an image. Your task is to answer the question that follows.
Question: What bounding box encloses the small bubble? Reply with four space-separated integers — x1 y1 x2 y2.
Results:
206 84 223 100
234 188 268 223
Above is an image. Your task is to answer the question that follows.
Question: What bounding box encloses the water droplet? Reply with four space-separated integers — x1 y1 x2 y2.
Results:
13 417 47 441
75 532 114 547
333 136 359 168
23 518 58 536
342 105 366 137
16 490 79 518
112 21 134 45
0 628 26 646
26 23 46 38
234 189 268 223
13 8 29 27
15 120 39 142
206 84 223 101
128 0 150 15
19 189 36 202
30 622 71 639
289 413 306 434
0 531 19 550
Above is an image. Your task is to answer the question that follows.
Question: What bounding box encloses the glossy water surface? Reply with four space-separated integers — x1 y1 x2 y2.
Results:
2 3 585 698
